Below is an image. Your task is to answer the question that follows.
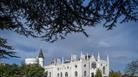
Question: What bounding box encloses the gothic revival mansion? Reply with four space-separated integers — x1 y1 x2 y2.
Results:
25 49 109 77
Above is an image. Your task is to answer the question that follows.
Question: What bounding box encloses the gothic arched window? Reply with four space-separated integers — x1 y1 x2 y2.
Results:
57 73 59 77
103 66 105 74
60 72 62 77
84 71 86 76
49 72 51 77
75 71 78 76
91 72 94 77
65 72 68 77
45 71 48 77
91 62 96 69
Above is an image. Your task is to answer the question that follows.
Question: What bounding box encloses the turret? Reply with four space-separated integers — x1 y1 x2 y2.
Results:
107 55 109 76
38 49 44 67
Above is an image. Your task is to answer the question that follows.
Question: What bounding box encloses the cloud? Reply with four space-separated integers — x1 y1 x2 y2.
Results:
0 21 138 72
98 41 111 47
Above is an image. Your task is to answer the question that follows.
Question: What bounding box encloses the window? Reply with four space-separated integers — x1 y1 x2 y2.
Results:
84 64 86 67
84 71 86 76
57 73 59 77
91 62 96 69
91 73 94 77
65 72 68 77
45 71 48 77
75 65 77 68
75 71 78 76
60 72 62 77
49 72 51 77
103 66 105 74
67 66 69 69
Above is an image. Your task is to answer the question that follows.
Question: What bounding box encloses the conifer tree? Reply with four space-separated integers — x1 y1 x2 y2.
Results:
95 69 102 77
0 37 17 59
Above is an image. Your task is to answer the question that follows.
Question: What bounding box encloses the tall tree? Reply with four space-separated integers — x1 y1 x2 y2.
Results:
95 69 102 77
125 59 138 76
0 63 20 77
109 70 122 77
0 63 45 77
0 37 17 59
21 64 45 77
0 0 138 42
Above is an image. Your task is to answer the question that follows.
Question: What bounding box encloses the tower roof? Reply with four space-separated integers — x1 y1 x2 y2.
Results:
38 49 44 58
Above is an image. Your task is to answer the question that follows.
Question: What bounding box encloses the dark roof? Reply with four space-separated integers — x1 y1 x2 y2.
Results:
38 49 44 58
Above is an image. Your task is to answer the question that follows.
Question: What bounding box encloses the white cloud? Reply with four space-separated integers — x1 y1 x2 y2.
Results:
0 21 138 71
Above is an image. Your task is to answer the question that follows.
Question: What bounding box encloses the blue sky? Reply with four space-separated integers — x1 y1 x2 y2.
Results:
0 21 138 72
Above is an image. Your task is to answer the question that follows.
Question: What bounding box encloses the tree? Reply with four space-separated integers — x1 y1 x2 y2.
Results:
0 63 45 77
109 70 122 77
21 64 45 77
0 0 138 42
0 37 18 59
95 69 102 77
0 63 20 77
122 74 129 77
125 59 138 76
0 0 138 58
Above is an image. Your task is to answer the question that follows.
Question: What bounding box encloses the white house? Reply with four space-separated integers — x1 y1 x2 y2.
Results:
25 49 109 77
25 49 44 67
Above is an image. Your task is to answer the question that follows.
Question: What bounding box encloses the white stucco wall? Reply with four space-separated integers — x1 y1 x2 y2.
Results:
44 55 109 77
25 53 109 77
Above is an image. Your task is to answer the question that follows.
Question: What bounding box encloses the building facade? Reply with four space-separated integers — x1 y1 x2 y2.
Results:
25 50 109 77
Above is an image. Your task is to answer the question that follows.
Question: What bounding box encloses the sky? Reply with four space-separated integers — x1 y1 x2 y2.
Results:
0 21 138 72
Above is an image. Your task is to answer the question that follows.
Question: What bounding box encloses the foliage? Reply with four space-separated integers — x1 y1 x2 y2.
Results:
21 64 45 77
0 0 138 42
125 59 138 76
0 37 18 58
0 63 45 77
0 0 138 59
109 70 122 77
95 69 102 77
0 64 21 77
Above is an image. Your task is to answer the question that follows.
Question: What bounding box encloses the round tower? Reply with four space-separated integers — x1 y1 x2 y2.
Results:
38 49 44 67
